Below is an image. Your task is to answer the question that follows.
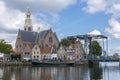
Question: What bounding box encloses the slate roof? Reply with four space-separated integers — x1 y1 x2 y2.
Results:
19 29 49 43
19 30 37 43
38 30 48 40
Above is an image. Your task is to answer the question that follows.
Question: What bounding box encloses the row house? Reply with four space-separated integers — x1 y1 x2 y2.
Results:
58 40 85 61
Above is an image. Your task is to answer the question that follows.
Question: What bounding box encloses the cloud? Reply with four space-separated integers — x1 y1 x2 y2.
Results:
82 0 120 39
87 29 101 35
82 0 107 13
105 1 120 19
4 0 76 13
0 1 24 45
105 18 120 39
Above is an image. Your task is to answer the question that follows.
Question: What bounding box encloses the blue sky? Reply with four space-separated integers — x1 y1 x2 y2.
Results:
0 0 120 55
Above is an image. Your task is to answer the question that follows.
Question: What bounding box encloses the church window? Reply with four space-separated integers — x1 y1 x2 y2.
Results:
28 27 31 31
18 37 20 39
45 44 48 47
49 37 52 43
16 45 18 48
20 45 21 48
53 44 56 52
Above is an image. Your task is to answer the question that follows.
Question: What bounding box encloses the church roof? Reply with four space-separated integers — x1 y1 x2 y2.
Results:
19 29 49 43
38 30 48 40
19 30 37 43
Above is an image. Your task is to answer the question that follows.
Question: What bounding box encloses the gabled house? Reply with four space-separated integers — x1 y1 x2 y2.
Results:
59 39 85 61
32 44 41 60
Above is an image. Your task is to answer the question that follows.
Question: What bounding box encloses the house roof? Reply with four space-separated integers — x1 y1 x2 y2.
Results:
41 47 52 53
75 40 82 44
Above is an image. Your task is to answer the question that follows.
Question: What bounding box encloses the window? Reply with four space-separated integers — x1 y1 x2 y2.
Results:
53 44 56 52
24 52 30 55
35 47 37 49
28 27 31 31
49 37 52 43
16 45 18 48
37 56 39 58
19 45 21 48
45 44 48 47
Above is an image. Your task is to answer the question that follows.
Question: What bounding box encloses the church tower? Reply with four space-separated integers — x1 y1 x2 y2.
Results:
24 6 33 31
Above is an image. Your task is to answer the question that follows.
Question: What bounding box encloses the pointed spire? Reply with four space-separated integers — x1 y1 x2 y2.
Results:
26 6 31 18
24 5 33 31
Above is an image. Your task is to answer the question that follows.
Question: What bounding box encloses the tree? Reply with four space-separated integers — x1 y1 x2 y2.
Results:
60 38 74 47
0 39 12 54
89 40 102 56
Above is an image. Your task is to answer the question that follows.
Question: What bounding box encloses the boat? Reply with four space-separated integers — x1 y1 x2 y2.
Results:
32 61 75 66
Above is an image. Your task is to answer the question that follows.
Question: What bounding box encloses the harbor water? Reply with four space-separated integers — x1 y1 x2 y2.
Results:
0 62 120 80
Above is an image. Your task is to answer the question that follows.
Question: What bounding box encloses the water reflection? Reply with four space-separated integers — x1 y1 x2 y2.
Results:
89 64 102 80
31 66 88 80
0 62 119 80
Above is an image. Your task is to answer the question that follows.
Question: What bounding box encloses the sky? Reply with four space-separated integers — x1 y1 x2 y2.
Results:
0 0 120 55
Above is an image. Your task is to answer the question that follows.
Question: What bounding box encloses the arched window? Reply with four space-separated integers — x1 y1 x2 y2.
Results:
49 37 52 43
53 44 56 52
45 44 48 47
28 27 31 31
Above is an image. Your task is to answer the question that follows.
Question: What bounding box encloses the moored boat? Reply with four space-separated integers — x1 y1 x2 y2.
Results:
32 61 75 66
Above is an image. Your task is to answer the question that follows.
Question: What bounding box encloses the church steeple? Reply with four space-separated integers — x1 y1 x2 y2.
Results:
24 6 33 31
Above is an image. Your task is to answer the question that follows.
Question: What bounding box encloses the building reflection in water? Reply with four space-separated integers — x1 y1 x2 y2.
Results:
0 62 119 80
89 64 102 80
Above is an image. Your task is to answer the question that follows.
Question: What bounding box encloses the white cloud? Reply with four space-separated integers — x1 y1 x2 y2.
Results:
106 3 120 19
105 18 120 39
4 0 76 13
82 0 107 13
82 0 120 39
87 29 101 35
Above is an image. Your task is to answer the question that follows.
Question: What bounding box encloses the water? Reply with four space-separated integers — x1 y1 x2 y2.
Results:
0 62 120 80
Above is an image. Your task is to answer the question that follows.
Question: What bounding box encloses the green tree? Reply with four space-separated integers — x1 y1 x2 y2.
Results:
89 40 102 56
60 38 74 47
0 39 12 54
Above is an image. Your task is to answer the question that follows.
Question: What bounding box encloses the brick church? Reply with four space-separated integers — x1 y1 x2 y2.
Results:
14 7 59 60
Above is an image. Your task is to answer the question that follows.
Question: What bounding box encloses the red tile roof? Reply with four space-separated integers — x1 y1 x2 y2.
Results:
41 47 52 53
